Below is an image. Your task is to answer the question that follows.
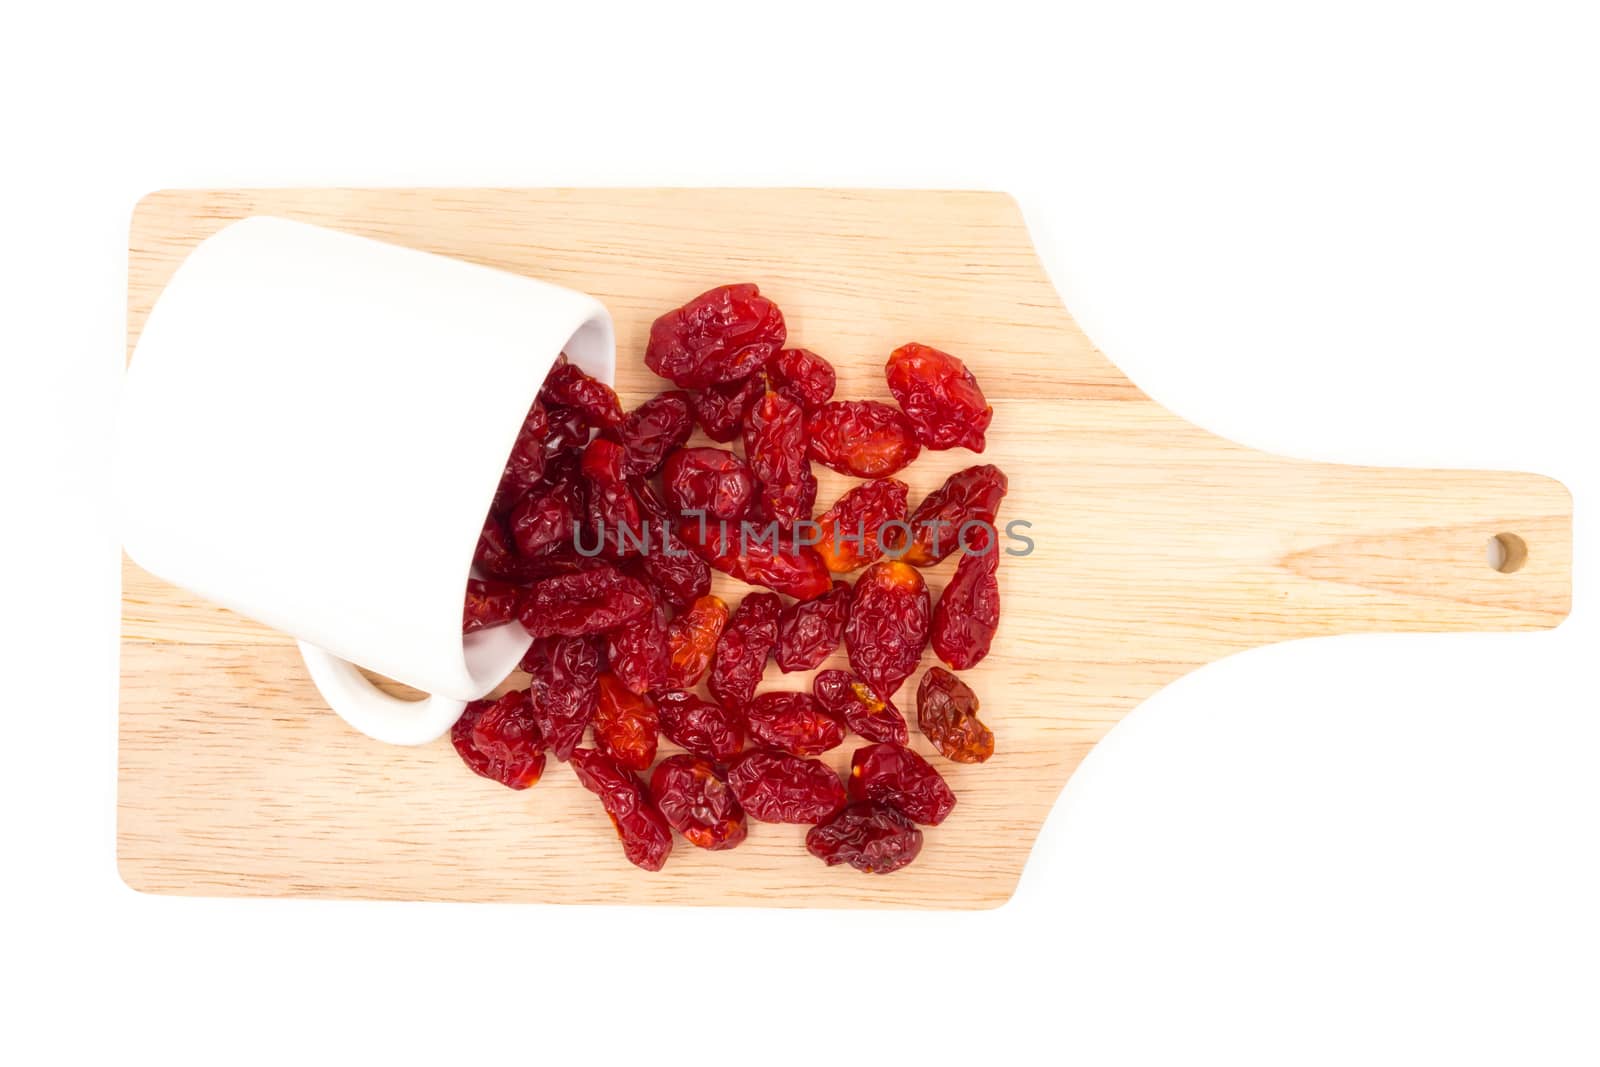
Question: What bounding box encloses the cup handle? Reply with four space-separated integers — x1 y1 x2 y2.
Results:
296 641 467 746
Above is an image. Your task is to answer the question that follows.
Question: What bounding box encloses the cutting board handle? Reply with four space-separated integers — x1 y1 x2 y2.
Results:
1254 462 1572 637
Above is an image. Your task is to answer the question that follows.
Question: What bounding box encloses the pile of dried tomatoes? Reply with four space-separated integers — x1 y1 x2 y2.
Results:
456 283 1005 874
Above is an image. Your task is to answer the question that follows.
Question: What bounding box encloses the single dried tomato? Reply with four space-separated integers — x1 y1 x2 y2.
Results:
522 634 601 761
689 373 765 443
707 592 782 709
884 342 993 451
594 672 659 771
645 283 787 388
580 438 648 557
662 447 755 523
767 347 835 412
743 389 815 529
649 755 748 851
843 561 929 699
580 435 627 483
848 742 956 825
463 578 520 634
540 353 624 429
508 479 582 559
806 400 921 478
630 525 713 610
517 567 652 638
917 666 994 764
774 580 851 672
664 594 729 689
541 404 591 454
813 478 908 573
805 801 923 873
744 691 847 756
655 690 745 763
727 750 847 824
605 597 669 695
813 669 908 745
451 689 546 789
500 398 550 493
612 390 693 476
569 747 673 871
888 464 1008 567
931 535 1000 669
676 517 832 601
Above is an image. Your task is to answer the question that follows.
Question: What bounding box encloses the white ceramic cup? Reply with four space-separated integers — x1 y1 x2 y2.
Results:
117 216 615 745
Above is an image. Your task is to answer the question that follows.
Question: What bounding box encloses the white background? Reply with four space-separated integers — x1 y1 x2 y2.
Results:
2 2 1596 1064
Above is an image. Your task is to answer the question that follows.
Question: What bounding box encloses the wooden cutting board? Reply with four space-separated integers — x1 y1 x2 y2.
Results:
119 189 1572 908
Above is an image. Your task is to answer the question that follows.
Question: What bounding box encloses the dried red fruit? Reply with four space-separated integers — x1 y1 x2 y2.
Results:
509 479 582 559
848 742 956 825
664 594 729 689
767 347 835 412
540 353 624 429
805 801 923 873
538 448 586 491
454 288 1015 874
580 438 648 557
517 567 652 638
463 578 520 634
500 399 550 493
580 435 627 483
522 634 601 761
774 580 851 672
727 750 847 824
707 592 782 709
490 472 526 526
518 544 614 580
884 342 993 451
649 755 748 851
541 404 591 453
475 513 538 583
917 667 994 764
656 690 745 763
931 534 1000 669
630 526 713 610
605 597 669 695
593 672 659 771
742 390 815 529
813 669 908 745
843 561 930 699
889 464 1008 567
630 474 674 523
689 373 765 443
813 478 908 573
612 390 693 476
645 283 786 388
676 517 832 601
806 400 921 478
744 691 847 756
451 689 546 789
569 747 673 871
662 447 755 522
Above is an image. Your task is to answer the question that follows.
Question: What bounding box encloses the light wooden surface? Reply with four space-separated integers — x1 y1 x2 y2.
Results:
118 189 1573 907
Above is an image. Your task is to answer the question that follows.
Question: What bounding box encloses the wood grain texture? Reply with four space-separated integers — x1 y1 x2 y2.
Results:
118 189 1572 907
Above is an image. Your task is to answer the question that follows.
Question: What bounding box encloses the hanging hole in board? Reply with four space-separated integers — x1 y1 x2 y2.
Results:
1487 533 1528 574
